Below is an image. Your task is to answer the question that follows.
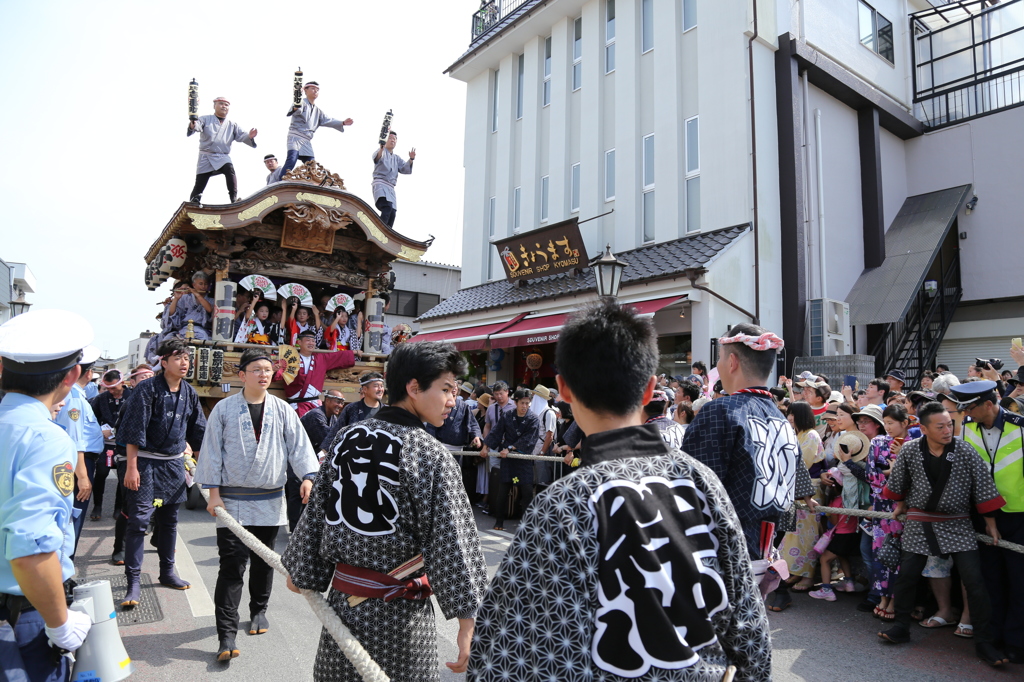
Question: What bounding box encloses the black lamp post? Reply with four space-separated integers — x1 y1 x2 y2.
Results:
590 244 628 299
10 299 31 317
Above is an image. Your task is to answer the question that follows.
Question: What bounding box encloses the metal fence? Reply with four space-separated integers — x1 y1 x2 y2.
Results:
472 0 534 42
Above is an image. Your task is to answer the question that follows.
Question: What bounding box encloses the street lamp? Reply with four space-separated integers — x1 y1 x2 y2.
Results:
10 300 31 317
590 244 628 299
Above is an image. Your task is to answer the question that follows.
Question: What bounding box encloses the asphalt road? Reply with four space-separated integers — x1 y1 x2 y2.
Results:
71 470 1011 681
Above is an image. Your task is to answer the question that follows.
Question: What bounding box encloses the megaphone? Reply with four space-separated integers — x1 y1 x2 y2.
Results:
69 580 135 681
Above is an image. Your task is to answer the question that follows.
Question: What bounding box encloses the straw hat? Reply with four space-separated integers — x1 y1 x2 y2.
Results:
476 393 493 410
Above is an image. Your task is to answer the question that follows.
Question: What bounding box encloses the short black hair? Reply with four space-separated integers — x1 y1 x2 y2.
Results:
678 381 702 403
512 388 531 402
263 153 276 160
238 348 273 372
0 366 76 397
917 401 948 426
254 300 271 314
554 400 573 421
788 400 817 433
882 403 909 423
102 369 121 383
692 360 707 375
936 364 949 373
359 371 384 385
643 399 668 417
555 299 658 416
713 380 724 395
869 378 891 401
157 337 188 358
491 381 509 393
769 386 787 402
719 323 778 380
388 130 397 137
385 342 466 404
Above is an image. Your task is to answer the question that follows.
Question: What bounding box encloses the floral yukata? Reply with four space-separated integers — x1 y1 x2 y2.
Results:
867 435 904 595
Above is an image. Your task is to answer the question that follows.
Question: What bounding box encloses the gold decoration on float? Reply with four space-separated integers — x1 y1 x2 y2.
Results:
296 192 342 208
397 245 424 262
357 211 389 244
238 195 279 221
188 212 225 230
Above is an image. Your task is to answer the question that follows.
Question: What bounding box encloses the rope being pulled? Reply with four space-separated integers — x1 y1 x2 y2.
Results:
448 451 566 462
199 489 390 682
794 502 1024 554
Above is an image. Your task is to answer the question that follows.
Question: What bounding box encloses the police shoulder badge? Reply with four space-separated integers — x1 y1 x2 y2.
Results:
69 408 81 422
53 462 74 496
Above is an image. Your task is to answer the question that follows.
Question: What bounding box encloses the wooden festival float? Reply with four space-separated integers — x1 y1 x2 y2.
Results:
142 161 432 406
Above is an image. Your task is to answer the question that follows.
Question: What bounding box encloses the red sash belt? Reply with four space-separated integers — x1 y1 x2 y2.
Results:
907 508 969 523
332 562 433 603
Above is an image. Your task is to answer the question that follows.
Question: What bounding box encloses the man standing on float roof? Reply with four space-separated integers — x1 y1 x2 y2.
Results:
117 336 207 607
280 81 353 176
0 309 96 682
188 96 257 204
371 130 415 227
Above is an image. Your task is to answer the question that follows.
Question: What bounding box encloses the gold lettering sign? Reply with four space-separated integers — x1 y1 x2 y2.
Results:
492 217 588 284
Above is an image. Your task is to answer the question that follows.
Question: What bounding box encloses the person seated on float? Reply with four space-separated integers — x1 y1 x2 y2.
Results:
163 271 215 340
323 308 356 351
282 296 322 346
235 295 282 346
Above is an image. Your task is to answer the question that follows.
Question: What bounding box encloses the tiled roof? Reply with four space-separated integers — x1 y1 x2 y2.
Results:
418 223 749 321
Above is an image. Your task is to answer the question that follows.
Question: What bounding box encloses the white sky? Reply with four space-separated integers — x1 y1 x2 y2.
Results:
0 0 480 358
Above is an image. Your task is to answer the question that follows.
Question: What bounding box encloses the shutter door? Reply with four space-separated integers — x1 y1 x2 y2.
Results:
936 336 1017 379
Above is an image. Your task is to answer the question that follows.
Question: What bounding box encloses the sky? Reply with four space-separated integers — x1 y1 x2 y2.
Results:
0 0 480 358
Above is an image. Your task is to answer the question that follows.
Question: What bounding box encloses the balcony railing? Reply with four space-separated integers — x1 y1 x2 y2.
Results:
912 0 1024 128
472 0 533 43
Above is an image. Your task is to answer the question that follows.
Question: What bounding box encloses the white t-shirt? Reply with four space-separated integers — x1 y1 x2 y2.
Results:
534 408 558 454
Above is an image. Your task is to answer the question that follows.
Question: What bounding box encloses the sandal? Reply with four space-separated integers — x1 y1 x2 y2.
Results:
791 579 814 592
881 607 896 621
873 606 885 619
954 623 974 638
920 616 954 628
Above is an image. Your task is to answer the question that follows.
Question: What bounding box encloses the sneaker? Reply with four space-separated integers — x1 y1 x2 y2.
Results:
835 578 857 593
809 586 836 602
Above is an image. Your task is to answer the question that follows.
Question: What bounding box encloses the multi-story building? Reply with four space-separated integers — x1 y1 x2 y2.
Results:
387 260 462 332
419 0 1024 387
127 331 157 370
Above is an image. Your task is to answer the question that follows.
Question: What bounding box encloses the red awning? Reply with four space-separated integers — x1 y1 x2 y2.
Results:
489 296 684 349
409 314 526 351
624 296 685 316
489 313 568 349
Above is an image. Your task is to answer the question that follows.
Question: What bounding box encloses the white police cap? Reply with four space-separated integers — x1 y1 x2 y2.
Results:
0 309 95 374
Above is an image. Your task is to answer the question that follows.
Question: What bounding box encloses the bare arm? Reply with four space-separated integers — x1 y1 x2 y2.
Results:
193 290 213 314
124 444 140 490
11 553 69 628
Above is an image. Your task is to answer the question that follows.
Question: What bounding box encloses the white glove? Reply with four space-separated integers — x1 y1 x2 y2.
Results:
45 609 92 651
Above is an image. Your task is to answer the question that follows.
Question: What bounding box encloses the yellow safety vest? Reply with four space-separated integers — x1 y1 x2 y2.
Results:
963 411 1024 513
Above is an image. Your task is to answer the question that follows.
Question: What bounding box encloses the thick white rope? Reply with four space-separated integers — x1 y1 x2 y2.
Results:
199 489 390 682
794 502 1024 554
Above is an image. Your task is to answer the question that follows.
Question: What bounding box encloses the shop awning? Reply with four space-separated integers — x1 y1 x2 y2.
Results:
409 314 526 351
489 296 684 349
625 296 685 316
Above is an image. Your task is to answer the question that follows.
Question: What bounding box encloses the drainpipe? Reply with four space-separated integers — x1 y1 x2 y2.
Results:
685 268 759 325
748 0 761 322
815 108 827 300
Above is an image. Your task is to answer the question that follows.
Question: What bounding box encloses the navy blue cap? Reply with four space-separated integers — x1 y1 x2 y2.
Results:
948 380 999 406
885 369 906 383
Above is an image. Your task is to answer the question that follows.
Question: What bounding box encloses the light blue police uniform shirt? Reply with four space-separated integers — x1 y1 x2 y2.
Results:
84 382 99 400
0 393 78 594
54 383 104 453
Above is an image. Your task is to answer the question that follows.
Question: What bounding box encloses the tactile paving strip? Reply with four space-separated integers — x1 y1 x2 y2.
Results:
88 573 164 626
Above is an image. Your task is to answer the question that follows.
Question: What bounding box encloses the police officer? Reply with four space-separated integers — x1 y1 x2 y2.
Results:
0 309 95 681
53 345 104 558
953 379 1024 664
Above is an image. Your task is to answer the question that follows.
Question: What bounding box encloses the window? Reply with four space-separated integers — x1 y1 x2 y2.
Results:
685 116 699 175
541 175 550 221
489 247 503 280
682 0 696 32
543 37 552 106
492 69 500 132
858 1 894 64
571 163 581 213
488 196 497 237
393 290 441 318
642 134 655 188
572 18 583 91
642 0 654 53
516 54 525 119
685 117 699 232
605 149 616 201
642 134 654 242
643 191 655 242
513 186 522 230
605 0 616 73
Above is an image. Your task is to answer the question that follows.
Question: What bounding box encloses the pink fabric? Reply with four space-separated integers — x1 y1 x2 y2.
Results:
719 332 785 351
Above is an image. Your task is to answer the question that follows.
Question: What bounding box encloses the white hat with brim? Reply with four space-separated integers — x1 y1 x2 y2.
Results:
80 345 101 365
0 309 94 374
855 403 886 429
532 385 551 400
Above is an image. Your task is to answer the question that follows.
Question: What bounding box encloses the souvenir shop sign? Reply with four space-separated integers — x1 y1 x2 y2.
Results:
493 218 588 283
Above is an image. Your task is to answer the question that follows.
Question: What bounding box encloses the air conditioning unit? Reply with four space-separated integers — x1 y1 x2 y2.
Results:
808 298 851 356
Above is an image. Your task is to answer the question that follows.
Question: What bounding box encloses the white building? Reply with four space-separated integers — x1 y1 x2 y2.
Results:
387 260 462 332
0 259 35 325
421 0 1024 386
127 331 157 370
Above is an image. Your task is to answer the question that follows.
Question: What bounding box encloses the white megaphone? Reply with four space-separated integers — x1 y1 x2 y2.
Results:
69 580 135 682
